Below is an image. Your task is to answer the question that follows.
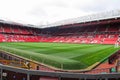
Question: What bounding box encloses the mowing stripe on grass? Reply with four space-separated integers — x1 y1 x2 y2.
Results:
0 42 119 70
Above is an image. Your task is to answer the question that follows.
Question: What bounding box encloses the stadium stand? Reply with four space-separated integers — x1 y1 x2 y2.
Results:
0 23 119 45
0 10 120 80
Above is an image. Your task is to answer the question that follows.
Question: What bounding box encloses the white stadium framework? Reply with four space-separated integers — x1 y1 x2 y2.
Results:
43 10 120 28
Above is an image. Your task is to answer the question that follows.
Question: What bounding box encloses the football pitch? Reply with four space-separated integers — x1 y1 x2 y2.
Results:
0 42 119 70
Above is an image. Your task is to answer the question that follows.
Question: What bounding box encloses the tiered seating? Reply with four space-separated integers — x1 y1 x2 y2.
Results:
103 38 118 44
40 25 120 45
86 26 97 32
12 27 21 34
0 26 3 32
83 61 116 74
9 26 39 35
0 22 119 44
102 34 118 44
39 33 118 44
5 35 41 42
107 26 119 32
3 26 13 33
28 28 35 34
0 23 43 42
0 34 5 42
19 27 30 34
97 26 107 32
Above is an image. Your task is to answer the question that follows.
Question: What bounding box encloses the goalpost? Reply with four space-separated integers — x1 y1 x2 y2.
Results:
114 41 119 48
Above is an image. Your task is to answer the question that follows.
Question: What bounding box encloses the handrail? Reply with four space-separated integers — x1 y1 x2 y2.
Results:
0 64 120 79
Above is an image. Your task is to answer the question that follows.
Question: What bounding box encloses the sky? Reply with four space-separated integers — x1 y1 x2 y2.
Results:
0 0 120 27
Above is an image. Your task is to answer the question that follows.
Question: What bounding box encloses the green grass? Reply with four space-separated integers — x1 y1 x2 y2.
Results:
0 42 119 70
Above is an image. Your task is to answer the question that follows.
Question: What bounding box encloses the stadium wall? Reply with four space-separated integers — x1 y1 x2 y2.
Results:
0 64 120 80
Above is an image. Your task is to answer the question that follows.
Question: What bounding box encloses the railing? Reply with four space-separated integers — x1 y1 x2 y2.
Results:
0 64 120 80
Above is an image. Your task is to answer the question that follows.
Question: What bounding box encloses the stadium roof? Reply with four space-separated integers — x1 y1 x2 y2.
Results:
0 19 39 28
0 10 120 28
42 10 120 28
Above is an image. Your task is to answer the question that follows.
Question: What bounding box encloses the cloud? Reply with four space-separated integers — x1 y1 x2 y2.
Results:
75 0 120 13
0 0 119 27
